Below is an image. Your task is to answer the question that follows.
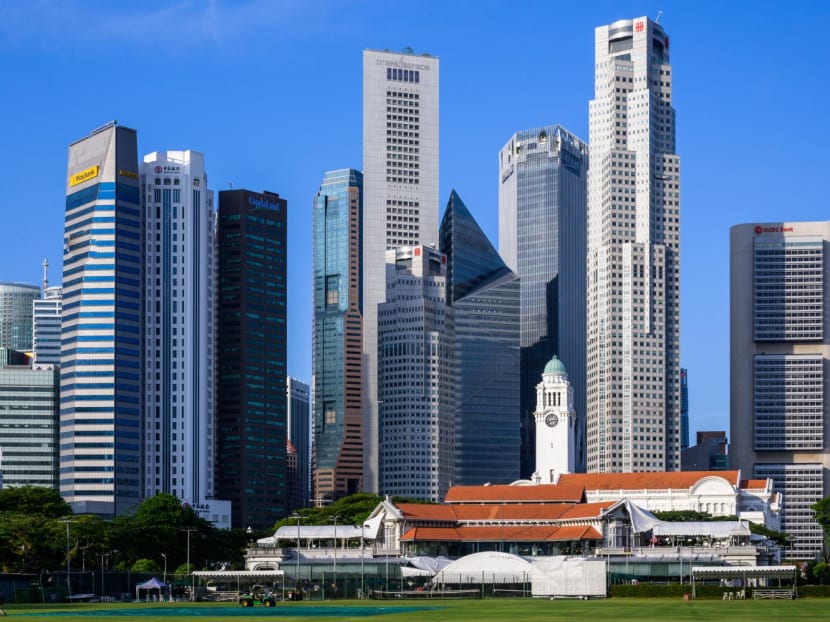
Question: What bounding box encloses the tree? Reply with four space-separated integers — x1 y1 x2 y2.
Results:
652 510 712 522
812 497 830 539
0 486 71 518
132 558 162 573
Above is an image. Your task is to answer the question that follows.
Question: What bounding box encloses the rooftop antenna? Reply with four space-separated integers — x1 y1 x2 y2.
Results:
42 258 49 294
655 10 663 23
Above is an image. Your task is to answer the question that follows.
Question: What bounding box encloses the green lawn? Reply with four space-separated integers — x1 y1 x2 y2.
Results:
4 598 829 621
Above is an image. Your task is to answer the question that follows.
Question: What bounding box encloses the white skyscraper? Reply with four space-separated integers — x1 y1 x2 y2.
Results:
141 150 230 528
378 245 453 501
587 17 681 472
362 49 439 491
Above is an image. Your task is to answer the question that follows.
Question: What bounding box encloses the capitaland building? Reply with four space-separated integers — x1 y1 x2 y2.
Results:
731 221 830 559
312 169 364 503
140 150 230 528
60 122 142 516
216 189 287 530
498 125 588 478
362 49 439 492
586 17 682 473
440 190 521 485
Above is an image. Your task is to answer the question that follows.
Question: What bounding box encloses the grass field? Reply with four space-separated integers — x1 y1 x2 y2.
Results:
3 598 830 621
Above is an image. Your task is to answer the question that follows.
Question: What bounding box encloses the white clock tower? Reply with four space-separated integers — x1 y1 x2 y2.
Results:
533 356 576 484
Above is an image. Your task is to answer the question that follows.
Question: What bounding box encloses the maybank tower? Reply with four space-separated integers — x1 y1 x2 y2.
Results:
60 122 142 517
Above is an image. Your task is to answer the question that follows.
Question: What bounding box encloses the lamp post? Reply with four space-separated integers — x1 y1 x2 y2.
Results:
100 552 110 598
332 514 340 596
360 522 365 598
180 528 197 600
290 513 302 589
161 553 167 585
59 518 76 595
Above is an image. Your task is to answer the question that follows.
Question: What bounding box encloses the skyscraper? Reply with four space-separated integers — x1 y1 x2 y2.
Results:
33 286 62 366
378 245 453 501
362 49 439 491
586 18 682 472
731 221 830 559
680 368 689 451
61 121 142 516
0 349 59 489
498 125 588 478
140 150 230 528
312 169 363 502
0 283 40 351
287 376 310 510
215 189 287 529
440 190 520 485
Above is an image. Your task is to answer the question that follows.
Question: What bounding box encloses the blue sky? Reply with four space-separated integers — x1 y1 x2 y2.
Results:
1 1 828 442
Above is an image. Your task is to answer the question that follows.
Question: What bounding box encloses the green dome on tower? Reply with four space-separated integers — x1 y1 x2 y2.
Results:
543 355 567 376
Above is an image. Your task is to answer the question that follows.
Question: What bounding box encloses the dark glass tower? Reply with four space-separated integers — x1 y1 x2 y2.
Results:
312 169 363 502
498 125 588 479
216 189 287 529
440 190 521 484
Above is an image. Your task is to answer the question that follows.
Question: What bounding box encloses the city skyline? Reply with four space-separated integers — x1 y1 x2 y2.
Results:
2 2 830 440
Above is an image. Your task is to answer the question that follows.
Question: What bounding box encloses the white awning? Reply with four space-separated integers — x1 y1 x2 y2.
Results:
653 521 751 538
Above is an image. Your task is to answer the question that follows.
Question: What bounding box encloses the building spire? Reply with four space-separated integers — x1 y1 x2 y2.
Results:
41 258 49 295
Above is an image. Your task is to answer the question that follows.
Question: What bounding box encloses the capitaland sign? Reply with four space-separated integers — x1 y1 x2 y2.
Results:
248 195 281 211
754 225 794 234
69 165 99 186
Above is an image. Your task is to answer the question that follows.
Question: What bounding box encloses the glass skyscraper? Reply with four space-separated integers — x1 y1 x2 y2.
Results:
440 190 520 485
215 189 287 529
60 122 142 516
0 283 40 351
33 286 62 365
286 377 310 510
312 169 363 502
498 125 588 478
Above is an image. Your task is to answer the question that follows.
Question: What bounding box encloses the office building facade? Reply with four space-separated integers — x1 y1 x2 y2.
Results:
140 150 229 528
440 190 520 485
216 189 287 529
378 245 453 501
680 368 689 450
0 283 40 351
362 49 439 491
60 122 142 516
312 169 363 502
33 286 63 366
586 18 682 472
0 351 59 489
730 221 830 559
287 377 310 510
498 125 588 477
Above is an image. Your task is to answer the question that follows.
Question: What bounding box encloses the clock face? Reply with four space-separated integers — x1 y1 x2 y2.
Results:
545 413 559 428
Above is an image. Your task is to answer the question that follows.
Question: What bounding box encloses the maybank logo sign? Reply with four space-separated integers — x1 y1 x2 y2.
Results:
248 195 280 211
69 165 100 187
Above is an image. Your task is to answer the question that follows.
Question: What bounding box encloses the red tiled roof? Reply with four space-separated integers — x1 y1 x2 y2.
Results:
558 470 741 491
547 525 603 541
445 483 585 504
400 525 602 543
453 503 576 522
739 479 768 490
396 503 458 521
558 501 615 520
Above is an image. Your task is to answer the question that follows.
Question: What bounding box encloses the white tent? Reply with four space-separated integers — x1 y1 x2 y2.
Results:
135 577 168 601
432 552 533 584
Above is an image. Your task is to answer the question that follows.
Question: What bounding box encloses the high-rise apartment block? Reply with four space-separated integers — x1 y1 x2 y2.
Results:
287 377 310 510
216 189 287 529
362 49 439 491
140 150 229 528
586 18 682 472
312 169 363 502
498 125 588 477
0 349 58 489
731 221 830 559
440 190 520 485
378 245 453 501
60 122 142 515
33 286 62 366
0 283 40 352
